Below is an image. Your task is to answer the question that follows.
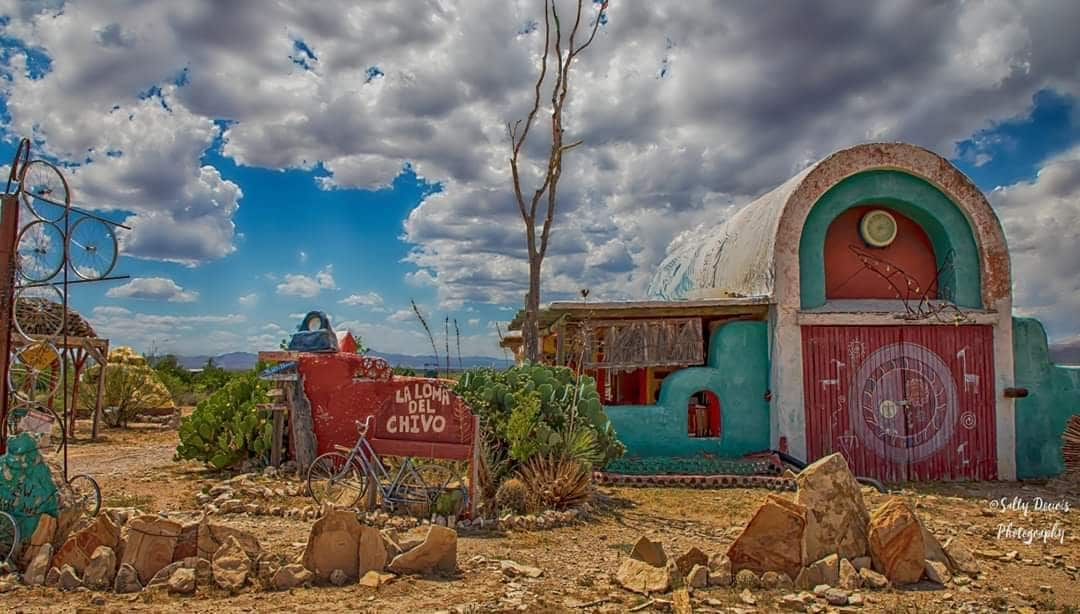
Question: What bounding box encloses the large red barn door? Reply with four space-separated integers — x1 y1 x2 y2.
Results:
802 325 996 482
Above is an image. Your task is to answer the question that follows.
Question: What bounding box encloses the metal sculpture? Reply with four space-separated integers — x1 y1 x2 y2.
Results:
847 244 969 323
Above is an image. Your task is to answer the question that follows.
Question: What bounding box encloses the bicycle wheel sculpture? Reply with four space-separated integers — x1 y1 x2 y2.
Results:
16 220 65 283
306 452 366 507
68 217 118 280
0 511 18 564
67 474 102 517
13 284 66 339
19 160 69 222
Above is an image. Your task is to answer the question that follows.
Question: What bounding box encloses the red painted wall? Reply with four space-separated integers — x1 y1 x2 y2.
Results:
824 205 938 300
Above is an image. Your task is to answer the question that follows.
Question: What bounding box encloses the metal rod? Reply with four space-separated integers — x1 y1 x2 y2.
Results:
15 274 130 289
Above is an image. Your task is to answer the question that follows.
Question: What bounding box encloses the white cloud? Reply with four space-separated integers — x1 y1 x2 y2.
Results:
387 309 414 322
339 292 384 307
276 265 336 297
105 277 198 302
238 293 258 306
298 250 308 263
989 145 1080 340
88 306 247 355
467 318 480 327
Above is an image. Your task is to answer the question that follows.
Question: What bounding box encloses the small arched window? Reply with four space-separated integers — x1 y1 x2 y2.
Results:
688 390 721 438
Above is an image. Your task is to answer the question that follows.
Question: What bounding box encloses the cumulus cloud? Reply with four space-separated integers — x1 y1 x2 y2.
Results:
989 145 1080 340
88 305 247 355
106 277 198 302
275 265 336 297
387 309 414 322
2 0 1080 337
238 293 258 306
339 292 384 307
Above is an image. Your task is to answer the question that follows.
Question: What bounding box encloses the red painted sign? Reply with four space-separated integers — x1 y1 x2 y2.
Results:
802 325 996 482
297 354 475 460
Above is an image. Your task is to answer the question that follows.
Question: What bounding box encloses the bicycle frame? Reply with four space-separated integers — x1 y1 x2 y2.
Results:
334 417 428 508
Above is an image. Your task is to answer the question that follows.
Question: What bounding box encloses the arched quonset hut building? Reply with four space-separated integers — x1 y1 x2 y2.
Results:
509 142 1079 482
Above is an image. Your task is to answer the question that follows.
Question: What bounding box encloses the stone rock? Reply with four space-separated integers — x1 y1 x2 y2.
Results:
168 567 196 594
185 556 213 587
780 593 810 610
83 546 118 590
942 537 979 575
739 588 757 605
120 516 182 584
45 566 60 587
867 498 925 585
196 522 262 561
614 558 676 594
500 560 543 578
58 564 82 591
852 556 872 571
114 563 143 593
838 558 861 590
329 568 349 586
707 553 732 586
212 535 251 592
301 509 361 582
675 546 708 577
358 570 394 588
796 553 840 589
858 567 889 590
272 563 313 590
823 587 849 605
387 526 457 576
23 542 53 586
672 587 693 614
687 564 708 589
629 536 667 567
795 453 870 563
52 514 121 575
358 525 387 575
924 560 951 585
19 514 57 568
173 521 200 561
726 494 807 579
734 569 761 588
920 520 950 569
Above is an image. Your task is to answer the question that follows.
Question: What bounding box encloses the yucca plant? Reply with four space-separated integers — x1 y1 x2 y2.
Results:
518 452 593 510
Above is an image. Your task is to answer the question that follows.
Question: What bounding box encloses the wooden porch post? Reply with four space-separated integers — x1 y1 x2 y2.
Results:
91 340 109 440
68 348 85 438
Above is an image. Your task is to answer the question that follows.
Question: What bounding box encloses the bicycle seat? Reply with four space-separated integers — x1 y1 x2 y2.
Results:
334 444 352 454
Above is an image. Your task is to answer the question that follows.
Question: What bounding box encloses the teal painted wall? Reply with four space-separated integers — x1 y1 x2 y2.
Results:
605 320 770 458
1012 317 1080 478
0 433 59 540
799 171 983 309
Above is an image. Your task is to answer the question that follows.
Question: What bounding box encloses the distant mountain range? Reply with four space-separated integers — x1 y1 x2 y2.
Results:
175 351 513 371
1049 340 1080 366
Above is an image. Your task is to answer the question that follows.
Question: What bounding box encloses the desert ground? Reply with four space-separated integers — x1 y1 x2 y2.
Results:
1 417 1077 614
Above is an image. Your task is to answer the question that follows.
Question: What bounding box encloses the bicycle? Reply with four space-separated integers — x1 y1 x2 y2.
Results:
306 416 462 516
0 510 18 564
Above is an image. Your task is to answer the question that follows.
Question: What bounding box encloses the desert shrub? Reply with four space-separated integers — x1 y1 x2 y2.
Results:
79 346 173 427
495 477 530 514
518 453 592 510
454 362 624 468
174 370 272 470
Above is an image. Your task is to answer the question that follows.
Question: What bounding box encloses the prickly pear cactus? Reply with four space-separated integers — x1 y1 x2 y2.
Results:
175 372 272 470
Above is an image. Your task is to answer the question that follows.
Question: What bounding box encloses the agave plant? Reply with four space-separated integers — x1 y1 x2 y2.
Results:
517 452 593 510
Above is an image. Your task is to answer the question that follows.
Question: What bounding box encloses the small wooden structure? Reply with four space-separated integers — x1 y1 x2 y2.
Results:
12 299 109 438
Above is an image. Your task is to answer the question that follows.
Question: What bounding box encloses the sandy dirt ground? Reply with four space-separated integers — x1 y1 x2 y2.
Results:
2 419 1078 613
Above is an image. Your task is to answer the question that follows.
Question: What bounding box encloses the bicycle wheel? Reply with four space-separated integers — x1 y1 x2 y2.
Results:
0 511 19 564
13 283 65 340
19 160 69 222
397 463 453 517
306 452 366 508
9 341 62 403
16 220 65 283
68 217 117 280
6 402 66 455
68 474 101 517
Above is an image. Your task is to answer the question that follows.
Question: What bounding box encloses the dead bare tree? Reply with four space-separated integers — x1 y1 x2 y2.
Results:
509 0 608 362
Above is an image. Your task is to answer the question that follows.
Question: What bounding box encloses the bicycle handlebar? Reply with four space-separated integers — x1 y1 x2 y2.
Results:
356 415 375 436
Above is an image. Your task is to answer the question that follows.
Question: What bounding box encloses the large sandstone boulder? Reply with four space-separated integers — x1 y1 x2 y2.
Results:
387 526 457 575
272 563 314 590
113 563 143 593
196 521 262 560
83 546 118 590
726 494 807 579
867 497 925 585
173 521 200 561
630 536 667 567
23 542 53 586
301 509 362 582
795 453 870 562
358 525 388 575
120 516 182 584
674 547 708 576
51 514 121 575
919 520 950 568
168 567 196 594
795 553 839 589
942 537 979 575
19 514 57 568
614 558 677 594
212 535 251 592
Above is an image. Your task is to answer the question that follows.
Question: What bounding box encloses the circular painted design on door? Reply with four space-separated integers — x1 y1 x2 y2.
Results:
848 342 958 463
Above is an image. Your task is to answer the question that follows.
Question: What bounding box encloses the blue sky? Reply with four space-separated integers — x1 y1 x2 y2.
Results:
1 1 1078 357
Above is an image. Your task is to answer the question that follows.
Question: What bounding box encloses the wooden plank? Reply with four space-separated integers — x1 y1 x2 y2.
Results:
270 407 285 467
288 375 318 472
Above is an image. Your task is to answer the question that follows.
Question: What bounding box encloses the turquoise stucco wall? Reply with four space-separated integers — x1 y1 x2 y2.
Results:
0 433 59 540
1012 317 1080 478
799 170 983 309
605 320 770 458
